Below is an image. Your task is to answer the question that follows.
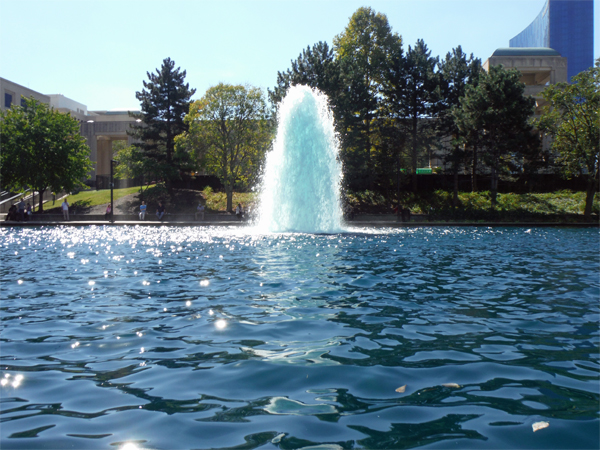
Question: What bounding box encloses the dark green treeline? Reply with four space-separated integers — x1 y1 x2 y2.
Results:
269 7 542 202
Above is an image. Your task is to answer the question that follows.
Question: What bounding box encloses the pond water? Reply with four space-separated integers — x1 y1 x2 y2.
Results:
1 226 598 449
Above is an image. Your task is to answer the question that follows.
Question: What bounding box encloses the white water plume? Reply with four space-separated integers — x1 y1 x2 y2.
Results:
256 85 343 233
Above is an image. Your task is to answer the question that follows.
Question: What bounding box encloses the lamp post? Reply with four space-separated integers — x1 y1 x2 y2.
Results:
110 159 115 223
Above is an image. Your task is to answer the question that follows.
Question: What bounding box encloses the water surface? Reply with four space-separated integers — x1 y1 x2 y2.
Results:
1 226 598 449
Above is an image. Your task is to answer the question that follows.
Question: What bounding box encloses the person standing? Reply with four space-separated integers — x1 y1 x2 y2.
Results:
26 203 32 221
104 204 112 221
139 201 147 220
61 198 70 221
195 202 205 221
17 198 25 221
235 203 244 220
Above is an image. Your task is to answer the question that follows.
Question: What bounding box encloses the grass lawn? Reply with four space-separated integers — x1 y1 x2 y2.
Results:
65 187 144 209
203 191 257 212
347 189 599 221
49 186 597 221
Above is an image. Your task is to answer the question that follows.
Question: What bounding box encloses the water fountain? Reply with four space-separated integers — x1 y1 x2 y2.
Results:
1 88 599 450
257 85 343 233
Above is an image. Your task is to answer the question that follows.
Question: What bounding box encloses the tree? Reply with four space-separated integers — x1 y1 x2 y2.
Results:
268 41 341 110
537 60 600 216
0 98 93 212
112 141 157 200
129 57 196 194
437 46 481 204
180 83 272 212
334 7 402 190
383 39 440 192
454 65 539 206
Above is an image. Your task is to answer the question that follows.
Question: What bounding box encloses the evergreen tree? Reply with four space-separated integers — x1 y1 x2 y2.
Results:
454 65 539 206
129 57 196 194
404 40 439 191
437 46 481 204
268 41 341 110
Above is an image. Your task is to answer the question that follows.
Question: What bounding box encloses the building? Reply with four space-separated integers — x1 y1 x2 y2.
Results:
509 0 594 81
482 47 568 116
1 77 50 110
79 111 141 189
1 77 139 188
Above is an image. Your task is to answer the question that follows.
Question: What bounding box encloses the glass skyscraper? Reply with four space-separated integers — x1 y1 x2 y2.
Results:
509 0 594 81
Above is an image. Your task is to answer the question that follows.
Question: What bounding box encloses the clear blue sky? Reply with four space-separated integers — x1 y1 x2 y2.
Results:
1 0 598 111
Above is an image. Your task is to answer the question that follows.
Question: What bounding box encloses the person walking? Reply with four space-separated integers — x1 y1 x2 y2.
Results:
139 201 147 220
61 198 70 221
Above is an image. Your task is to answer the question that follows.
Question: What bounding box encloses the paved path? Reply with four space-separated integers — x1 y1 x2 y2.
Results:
1 220 597 228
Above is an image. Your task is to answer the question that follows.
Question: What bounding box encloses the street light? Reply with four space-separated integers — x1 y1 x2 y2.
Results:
110 159 116 223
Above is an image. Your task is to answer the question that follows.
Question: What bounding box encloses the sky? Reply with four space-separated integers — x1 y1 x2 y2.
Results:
1 0 598 111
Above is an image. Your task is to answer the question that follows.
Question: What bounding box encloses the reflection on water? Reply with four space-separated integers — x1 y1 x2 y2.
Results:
0 226 598 449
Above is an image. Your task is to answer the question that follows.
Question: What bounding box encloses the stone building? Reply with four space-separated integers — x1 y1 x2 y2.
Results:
1 77 139 189
482 47 568 117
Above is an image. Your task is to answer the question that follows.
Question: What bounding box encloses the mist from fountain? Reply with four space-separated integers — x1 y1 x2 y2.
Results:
256 85 343 233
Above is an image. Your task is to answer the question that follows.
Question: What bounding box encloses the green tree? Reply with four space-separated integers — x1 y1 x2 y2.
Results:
0 98 93 212
180 83 272 212
112 141 157 199
129 57 196 194
383 39 440 192
537 60 600 216
334 7 402 190
437 46 481 204
454 65 539 206
268 41 341 109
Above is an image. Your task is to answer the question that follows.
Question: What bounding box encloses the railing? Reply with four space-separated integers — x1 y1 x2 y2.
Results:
0 189 63 213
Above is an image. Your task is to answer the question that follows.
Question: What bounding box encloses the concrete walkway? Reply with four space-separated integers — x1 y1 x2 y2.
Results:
1 218 597 228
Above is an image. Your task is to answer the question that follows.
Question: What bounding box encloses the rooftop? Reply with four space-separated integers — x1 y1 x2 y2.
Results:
492 47 562 57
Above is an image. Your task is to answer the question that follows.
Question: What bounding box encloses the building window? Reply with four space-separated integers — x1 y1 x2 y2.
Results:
5 93 13 108
21 97 27 107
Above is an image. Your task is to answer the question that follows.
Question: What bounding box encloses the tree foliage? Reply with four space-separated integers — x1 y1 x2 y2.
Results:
334 7 402 190
0 98 93 212
268 6 579 206
454 65 539 205
180 83 272 212
383 39 439 191
128 57 196 193
268 41 341 110
537 59 600 216
437 46 482 203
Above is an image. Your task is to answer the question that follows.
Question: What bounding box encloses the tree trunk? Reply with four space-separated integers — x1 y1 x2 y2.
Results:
490 166 498 207
226 184 233 213
396 151 402 221
584 176 597 217
411 115 418 192
453 164 459 208
38 188 45 213
471 145 478 192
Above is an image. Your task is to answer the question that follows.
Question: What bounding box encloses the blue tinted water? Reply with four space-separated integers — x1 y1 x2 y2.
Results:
1 226 598 449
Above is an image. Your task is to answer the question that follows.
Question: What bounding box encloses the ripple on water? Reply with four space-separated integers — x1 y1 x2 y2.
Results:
0 226 598 449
